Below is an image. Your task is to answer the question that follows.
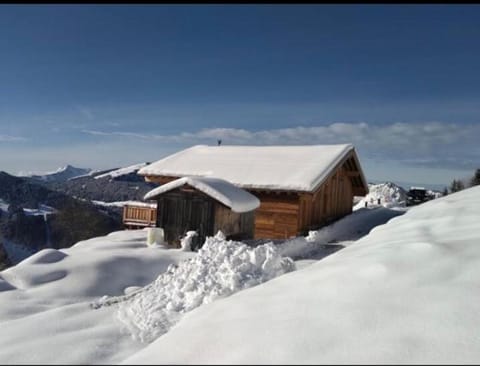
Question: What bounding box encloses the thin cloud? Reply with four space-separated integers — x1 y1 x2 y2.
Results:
0 134 28 142
80 122 479 171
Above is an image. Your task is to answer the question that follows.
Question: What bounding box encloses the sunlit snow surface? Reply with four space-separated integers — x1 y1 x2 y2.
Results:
1 187 479 364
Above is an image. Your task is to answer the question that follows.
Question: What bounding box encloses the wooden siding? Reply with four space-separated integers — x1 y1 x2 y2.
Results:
251 192 299 239
156 189 215 248
213 205 255 241
123 205 157 228
297 166 354 234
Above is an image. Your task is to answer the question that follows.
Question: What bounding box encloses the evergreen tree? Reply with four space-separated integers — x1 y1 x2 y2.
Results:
470 169 480 187
450 179 465 193
442 187 448 196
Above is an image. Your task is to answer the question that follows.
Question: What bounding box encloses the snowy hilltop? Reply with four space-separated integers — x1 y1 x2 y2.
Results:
19 165 93 183
0 186 480 364
354 181 407 210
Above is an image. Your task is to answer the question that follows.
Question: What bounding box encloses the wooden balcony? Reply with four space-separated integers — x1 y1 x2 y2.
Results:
123 204 157 228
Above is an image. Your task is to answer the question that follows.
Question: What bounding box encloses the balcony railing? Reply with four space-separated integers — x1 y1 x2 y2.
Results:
123 204 157 228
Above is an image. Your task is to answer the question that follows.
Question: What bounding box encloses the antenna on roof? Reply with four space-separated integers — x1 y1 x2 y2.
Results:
217 139 222 146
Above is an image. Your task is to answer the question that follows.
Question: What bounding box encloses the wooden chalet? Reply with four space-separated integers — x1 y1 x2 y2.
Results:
124 144 368 244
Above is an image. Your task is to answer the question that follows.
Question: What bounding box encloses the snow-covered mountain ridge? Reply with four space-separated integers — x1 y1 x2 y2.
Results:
19 165 93 183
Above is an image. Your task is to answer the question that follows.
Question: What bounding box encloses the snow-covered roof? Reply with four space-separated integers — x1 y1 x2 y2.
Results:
144 176 260 213
138 144 362 192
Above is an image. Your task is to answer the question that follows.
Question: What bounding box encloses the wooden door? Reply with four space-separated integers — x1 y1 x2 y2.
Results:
156 190 214 248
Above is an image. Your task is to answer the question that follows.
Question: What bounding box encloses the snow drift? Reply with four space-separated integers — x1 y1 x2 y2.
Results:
125 186 480 365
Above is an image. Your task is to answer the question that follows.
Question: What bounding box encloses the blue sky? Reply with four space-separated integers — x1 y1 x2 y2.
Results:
1 4 479 189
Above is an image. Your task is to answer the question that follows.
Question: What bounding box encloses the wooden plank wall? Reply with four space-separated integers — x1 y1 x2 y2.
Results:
298 166 353 234
156 190 215 248
213 205 255 240
252 192 299 239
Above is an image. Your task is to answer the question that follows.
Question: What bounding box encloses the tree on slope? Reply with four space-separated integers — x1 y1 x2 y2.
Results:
450 179 465 193
470 169 480 187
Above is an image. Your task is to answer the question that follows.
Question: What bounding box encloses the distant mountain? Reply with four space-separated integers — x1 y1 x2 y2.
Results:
21 165 93 183
43 162 156 203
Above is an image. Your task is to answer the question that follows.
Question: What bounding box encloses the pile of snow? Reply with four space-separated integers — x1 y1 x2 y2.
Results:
19 165 92 182
354 181 407 210
125 186 480 365
94 162 149 180
98 233 295 343
179 230 197 251
144 176 260 213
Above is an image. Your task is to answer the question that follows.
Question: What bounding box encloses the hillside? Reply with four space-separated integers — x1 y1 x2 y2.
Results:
0 172 122 266
41 163 156 204
0 186 479 363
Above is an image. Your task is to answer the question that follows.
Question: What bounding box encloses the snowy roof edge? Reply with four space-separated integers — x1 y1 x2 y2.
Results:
144 176 260 213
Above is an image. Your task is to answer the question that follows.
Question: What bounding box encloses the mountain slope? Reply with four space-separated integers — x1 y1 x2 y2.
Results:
0 172 122 264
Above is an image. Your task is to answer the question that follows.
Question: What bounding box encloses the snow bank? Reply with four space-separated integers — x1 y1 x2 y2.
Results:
354 181 407 210
144 176 260 213
110 235 295 343
278 205 405 260
124 186 480 365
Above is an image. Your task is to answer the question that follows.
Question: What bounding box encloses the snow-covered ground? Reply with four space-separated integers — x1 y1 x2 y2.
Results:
1 186 479 364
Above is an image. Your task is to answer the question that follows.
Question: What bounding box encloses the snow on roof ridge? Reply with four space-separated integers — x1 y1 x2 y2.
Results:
144 176 260 213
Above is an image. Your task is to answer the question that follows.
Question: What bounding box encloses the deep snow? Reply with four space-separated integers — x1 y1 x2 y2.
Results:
1 186 479 364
